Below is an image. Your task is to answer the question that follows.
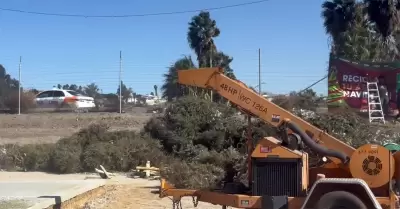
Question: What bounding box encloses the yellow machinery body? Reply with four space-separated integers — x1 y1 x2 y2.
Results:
159 67 400 209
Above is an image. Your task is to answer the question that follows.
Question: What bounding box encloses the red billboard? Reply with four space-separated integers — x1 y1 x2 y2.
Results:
327 57 400 112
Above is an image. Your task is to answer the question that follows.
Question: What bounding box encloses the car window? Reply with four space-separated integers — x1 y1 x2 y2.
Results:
66 90 81 96
36 91 53 98
53 91 65 97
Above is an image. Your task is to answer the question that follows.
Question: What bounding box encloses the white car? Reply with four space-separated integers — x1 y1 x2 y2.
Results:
35 89 95 110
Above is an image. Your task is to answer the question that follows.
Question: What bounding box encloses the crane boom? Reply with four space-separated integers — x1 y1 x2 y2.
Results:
178 67 355 163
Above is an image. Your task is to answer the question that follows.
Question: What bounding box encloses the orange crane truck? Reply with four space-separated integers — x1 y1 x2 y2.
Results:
159 67 400 209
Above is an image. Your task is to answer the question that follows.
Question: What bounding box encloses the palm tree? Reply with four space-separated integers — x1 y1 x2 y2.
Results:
187 11 220 68
153 85 158 98
212 52 236 79
331 3 387 61
84 83 100 98
161 55 196 101
365 0 399 40
322 0 356 57
322 0 400 60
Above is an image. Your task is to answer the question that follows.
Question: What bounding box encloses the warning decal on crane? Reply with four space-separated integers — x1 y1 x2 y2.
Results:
272 114 280 122
260 146 272 153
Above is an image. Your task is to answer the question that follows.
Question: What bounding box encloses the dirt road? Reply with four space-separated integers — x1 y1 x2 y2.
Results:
0 108 153 145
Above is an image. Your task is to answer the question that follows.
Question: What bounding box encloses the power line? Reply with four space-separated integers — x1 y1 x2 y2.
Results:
299 75 328 93
0 0 269 18
19 71 325 77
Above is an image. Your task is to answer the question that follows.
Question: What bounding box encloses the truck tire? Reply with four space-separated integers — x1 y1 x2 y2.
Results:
314 191 367 209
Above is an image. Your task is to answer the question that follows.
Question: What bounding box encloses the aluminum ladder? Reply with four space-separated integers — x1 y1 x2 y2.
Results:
367 82 385 124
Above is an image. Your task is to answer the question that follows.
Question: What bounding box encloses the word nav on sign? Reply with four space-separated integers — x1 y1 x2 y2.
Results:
220 83 268 114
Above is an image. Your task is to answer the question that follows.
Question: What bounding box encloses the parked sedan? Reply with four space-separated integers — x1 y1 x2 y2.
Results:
35 89 95 110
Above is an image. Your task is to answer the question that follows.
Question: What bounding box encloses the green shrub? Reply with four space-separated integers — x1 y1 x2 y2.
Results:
82 142 120 171
48 139 82 174
0 144 55 172
160 160 225 189
143 96 246 155
0 124 172 174
2 93 400 193
81 131 168 172
20 144 54 171
143 96 267 188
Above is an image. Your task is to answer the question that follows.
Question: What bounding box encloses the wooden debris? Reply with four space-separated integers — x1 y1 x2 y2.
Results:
95 165 115 179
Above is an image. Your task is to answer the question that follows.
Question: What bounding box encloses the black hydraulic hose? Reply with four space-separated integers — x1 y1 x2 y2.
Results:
286 121 350 164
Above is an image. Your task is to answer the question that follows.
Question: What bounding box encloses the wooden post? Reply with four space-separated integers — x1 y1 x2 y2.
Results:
145 161 151 178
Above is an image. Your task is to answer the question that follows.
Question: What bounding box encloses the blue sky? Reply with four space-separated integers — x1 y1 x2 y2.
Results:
0 0 329 95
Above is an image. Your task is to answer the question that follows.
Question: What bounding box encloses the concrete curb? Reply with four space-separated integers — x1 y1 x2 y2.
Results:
0 180 106 209
28 180 106 209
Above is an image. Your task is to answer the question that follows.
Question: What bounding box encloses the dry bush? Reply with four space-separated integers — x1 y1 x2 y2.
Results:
81 131 167 172
4 91 36 113
48 139 82 173
306 111 400 147
0 124 171 174
146 105 164 113
272 95 319 111
271 95 297 110
20 144 54 171
0 144 24 171
47 124 170 173
0 144 55 171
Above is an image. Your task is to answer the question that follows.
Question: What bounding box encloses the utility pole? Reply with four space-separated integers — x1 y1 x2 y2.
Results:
119 51 122 114
18 56 22 115
258 48 261 95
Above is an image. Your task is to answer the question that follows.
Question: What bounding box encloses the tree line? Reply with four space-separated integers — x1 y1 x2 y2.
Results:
0 63 160 111
0 65 21 110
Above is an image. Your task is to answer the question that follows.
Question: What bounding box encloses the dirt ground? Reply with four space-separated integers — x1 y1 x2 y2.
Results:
0 172 230 209
81 173 237 209
0 108 230 209
0 107 153 145
84 184 233 209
